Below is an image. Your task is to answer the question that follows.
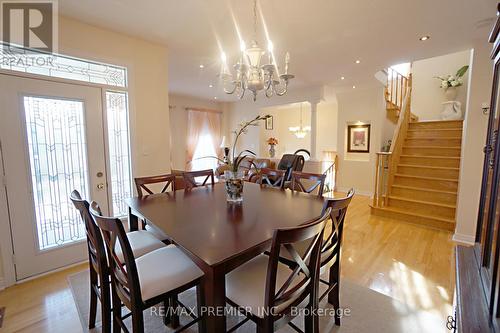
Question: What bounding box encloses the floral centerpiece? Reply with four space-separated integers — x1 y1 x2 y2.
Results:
198 114 271 202
266 137 278 158
434 65 469 101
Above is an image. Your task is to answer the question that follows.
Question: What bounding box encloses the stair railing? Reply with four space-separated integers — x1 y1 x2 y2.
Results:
373 86 412 207
386 68 410 112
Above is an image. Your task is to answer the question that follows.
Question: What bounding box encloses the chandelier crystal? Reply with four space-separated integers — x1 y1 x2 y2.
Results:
220 0 294 101
289 103 310 139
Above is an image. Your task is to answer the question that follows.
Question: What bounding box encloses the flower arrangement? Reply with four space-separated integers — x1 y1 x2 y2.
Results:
434 65 469 89
266 137 278 146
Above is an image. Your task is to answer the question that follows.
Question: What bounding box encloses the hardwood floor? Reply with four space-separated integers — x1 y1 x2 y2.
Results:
0 194 456 332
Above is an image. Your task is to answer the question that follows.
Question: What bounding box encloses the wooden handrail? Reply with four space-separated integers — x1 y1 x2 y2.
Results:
385 68 410 112
373 86 412 207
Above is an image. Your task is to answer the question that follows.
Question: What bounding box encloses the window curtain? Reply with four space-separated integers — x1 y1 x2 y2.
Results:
186 110 207 170
206 112 222 159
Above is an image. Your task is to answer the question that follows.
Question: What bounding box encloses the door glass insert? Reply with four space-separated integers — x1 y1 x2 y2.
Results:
23 96 89 250
106 91 132 216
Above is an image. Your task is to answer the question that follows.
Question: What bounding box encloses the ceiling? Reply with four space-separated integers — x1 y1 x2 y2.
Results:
59 0 497 102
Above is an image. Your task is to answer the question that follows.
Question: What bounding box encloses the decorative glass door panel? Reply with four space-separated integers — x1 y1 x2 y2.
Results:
23 96 90 250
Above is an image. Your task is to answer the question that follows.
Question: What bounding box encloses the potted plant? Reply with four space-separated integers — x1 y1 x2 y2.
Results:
434 65 469 101
266 137 278 158
197 114 271 202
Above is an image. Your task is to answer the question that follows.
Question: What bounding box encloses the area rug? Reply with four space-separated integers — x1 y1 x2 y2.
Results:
68 270 445 332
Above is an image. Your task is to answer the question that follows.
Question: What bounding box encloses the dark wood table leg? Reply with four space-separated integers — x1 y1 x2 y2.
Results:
128 206 138 231
200 267 226 333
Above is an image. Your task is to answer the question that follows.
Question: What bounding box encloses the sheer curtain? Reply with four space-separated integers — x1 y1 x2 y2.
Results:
206 112 222 158
186 110 207 170
186 109 222 171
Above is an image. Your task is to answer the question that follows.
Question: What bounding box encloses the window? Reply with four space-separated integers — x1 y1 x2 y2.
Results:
191 126 218 171
186 110 222 171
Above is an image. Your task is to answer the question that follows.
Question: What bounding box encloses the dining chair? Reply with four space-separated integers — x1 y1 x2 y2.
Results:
251 168 286 189
70 190 112 333
279 189 355 326
134 174 176 240
134 174 176 196
90 201 205 333
225 206 332 333
290 171 327 198
182 169 215 189
70 191 167 332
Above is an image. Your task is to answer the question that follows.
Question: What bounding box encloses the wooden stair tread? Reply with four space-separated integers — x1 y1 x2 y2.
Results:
408 128 462 132
398 164 459 170
394 174 459 182
400 155 460 159
412 120 463 124
373 206 455 224
405 137 462 140
403 146 461 149
391 184 457 195
389 196 456 209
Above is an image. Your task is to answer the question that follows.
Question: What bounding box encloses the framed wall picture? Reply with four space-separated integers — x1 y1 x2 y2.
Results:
265 115 273 130
347 124 371 153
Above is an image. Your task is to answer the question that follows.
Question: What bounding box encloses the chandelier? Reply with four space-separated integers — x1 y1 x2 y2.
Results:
289 102 310 138
220 0 294 101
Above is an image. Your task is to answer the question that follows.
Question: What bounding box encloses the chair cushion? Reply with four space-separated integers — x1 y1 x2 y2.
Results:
145 224 169 241
115 230 165 262
226 255 304 318
136 246 204 301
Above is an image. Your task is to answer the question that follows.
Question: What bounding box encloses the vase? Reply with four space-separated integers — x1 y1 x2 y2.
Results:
224 170 245 202
444 87 458 101
269 145 276 158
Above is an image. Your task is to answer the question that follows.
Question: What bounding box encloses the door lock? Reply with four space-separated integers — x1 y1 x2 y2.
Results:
97 183 105 190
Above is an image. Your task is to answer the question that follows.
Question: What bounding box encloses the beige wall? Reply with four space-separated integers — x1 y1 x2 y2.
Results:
336 86 386 195
59 16 171 178
411 50 471 120
455 42 492 244
169 94 227 170
0 16 171 286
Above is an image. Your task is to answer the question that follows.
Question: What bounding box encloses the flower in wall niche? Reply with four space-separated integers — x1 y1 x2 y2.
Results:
266 137 278 146
434 65 469 89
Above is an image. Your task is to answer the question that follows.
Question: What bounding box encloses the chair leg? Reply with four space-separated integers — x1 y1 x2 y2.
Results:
256 319 273 333
100 273 112 333
112 289 122 333
170 294 180 328
89 268 98 329
196 285 206 332
162 299 171 326
131 308 145 333
328 264 341 326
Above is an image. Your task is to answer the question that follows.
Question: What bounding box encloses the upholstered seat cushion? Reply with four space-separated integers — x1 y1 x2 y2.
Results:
115 230 165 262
226 255 304 318
136 245 204 301
145 224 169 241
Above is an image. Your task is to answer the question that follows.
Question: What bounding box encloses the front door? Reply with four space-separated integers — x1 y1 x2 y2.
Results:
0 74 109 280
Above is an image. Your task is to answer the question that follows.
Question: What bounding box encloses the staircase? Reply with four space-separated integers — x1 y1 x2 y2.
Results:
371 120 463 231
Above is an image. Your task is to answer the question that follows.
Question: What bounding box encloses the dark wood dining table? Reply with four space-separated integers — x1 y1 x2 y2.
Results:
125 182 325 332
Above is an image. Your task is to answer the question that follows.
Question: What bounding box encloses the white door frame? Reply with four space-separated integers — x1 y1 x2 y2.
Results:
0 71 132 287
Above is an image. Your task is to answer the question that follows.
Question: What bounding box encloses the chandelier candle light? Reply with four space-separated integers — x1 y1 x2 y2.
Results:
220 0 294 101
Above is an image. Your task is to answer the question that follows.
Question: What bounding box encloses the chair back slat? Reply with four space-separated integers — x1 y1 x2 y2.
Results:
69 190 107 273
256 168 286 189
90 201 142 306
265 207 331 316
183 169 215 189
319 189 354 269
134 174 176 197
291 171 326 198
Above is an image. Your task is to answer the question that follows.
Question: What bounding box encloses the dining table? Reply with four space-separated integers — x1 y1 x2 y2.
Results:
125 182 325 332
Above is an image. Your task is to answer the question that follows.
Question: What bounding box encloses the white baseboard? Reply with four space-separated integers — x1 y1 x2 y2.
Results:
336 186 373 197
452 232 475 245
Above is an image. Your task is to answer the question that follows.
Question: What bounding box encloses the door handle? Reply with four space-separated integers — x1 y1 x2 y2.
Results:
97 183 105 190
